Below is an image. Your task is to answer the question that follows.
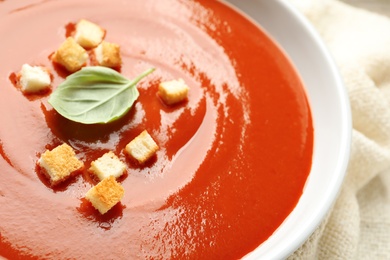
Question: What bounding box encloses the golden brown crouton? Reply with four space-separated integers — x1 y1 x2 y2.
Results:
85 176 124 214
89 151 126 181
125 130 159 164
74 19 105 49
94 41 122 68
52 37 88 72
38 143 84 186
158 78 189 105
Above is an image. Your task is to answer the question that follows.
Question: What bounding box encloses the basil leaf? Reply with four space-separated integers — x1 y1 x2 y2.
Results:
48 66 155 124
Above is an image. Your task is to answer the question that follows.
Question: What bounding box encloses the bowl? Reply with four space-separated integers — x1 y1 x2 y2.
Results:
223 0 352 259
0 0 351 258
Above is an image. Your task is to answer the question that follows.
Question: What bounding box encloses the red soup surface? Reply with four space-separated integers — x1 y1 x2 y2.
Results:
0 0 313 259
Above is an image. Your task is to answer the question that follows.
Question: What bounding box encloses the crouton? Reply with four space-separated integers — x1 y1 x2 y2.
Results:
38 143 83 186
52 37 88 72
89 151 126 181
94 41 122 68
125 130 159 164
19 64 51 93
74 19 105 49
85 176 124 214
158 78 189 105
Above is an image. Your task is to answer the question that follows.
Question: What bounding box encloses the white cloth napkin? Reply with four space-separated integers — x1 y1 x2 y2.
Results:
286 0 390 259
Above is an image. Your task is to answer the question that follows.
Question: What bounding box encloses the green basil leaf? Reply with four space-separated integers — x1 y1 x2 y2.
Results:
48 66 155 124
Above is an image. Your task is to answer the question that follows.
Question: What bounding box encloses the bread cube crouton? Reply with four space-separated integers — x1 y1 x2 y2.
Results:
53 37 88 72
89 151 126 181
94 41 122 68
158 78 189 105
85 176 124 214
74 19 105 49
19 64 51 93
125 130 159 164
38 143 84 186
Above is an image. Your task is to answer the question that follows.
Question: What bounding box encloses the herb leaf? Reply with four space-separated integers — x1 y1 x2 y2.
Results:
48 66 155 124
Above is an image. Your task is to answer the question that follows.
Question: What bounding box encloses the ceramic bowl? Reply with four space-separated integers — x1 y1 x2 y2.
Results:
223 1 352 259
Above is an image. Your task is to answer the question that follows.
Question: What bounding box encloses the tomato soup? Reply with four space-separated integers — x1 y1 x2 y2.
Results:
0 0 313 259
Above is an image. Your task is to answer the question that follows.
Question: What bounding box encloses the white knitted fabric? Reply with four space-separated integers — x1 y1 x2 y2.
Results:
288 0 390 259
